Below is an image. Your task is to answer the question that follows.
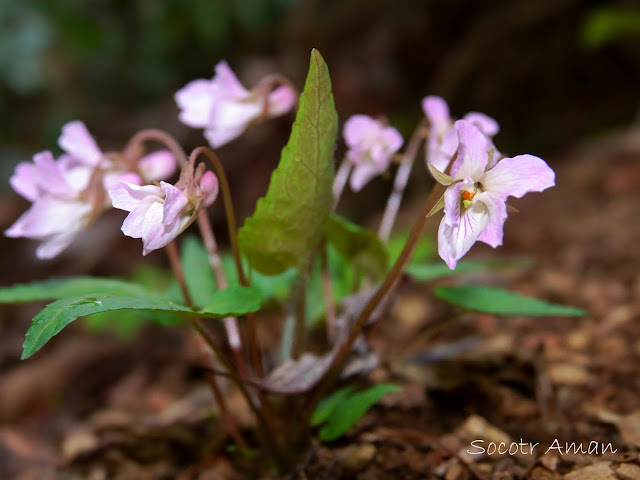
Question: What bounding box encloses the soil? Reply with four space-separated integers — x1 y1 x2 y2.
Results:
2 127 640 479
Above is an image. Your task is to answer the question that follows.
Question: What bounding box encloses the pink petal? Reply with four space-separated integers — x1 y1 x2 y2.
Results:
343 115 379 148
437 196 489 269
204 124 248 149
139 150 177 181
381 125 404 153
480 154 555 201
103 171 142 192
427 127 458 172
266 85 296 117
32 151 75 198
199 171 219 207
5 198 91 238
175 79 215 128
58 121 102 166
450 120 488 181
475 192 507 248
349 163 380 192
121 196 160 239
422 96 451 133
35 231 78 259
109 182 163 212
160 182 189 227
9 162 38 201
441 180 473 228
463 112 499 137
213 61 250 99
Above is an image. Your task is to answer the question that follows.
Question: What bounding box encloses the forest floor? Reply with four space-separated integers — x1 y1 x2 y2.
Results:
1 127 640 479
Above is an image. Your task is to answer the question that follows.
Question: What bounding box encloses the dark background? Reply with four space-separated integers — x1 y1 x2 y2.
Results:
1 0 638 280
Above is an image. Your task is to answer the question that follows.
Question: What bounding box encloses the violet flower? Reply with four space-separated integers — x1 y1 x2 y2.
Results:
433 120 555 269
175 61 296 148
5 121 177 259
109 164 218 255
5 151 96 259
422 95 499 172
343 114 404 192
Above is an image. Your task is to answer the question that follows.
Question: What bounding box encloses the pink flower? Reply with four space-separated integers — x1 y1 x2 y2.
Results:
109 165 218 255
343 115 404 191
434 120 555 269
5 121 178 259
5 151 95 259
422 96 499 172
175 61 296 148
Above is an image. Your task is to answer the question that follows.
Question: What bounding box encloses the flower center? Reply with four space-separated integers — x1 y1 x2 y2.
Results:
461 188 476 209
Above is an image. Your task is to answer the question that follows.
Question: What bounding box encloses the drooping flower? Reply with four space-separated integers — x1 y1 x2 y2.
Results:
422 95 499 172
109 162 218 255
5 151 97 259
175 61 296 148
343 114 404 191
5 121 178 259
434 119 555 269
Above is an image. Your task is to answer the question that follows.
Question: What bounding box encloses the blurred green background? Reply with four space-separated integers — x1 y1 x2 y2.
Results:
1 0 638 279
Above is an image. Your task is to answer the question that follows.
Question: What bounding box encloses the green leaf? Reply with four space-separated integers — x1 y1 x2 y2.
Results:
22 287 263 359
388 231 435 266
325 214 388 280
238 49 338 275
220 254 297 304
310 385 356 427
580 7 640 49
181 235 217 308
317 384 401 442
434 286 586 317
0 277 154 304
200 285 263 316
407 257 534 282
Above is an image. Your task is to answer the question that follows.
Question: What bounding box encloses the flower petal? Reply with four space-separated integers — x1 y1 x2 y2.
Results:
427 127 459 172
475 192 507 248
32 151 75 198
109 182 163 212
463 112 499 137
161 182 189 227
422 96 451 133
481 154 555 201
9 162 38 201
175 79 216 128
139 150 177 181
437 196 489 269
343 115 379 148
5 198 91 239
266 85 296 117
58 121 102 166
213 61 250 99
35 231 78 259
349 163 381 192
199 171 219 207
204 124 248 149
121 196 160 239
450 120 489 181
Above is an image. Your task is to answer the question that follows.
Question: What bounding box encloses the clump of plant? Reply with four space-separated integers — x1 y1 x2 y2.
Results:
1 50 582 472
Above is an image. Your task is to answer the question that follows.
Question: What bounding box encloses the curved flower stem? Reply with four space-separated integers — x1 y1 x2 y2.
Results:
332 157 352 210
189 147 247 286
377 120 428 241
254 73 300 117
197 211 260 378
164 241 248 449
124 128 189 168
190 147 263 377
